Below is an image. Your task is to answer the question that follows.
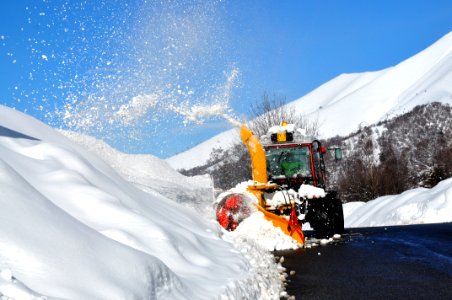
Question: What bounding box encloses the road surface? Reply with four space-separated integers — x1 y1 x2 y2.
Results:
278 223 452 299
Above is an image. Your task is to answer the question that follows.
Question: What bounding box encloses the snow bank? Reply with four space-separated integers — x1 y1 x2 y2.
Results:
0 105 263 299
221 229 291 299
0 268 46 300
62 135 291 300
344 177 452 228
60 130 216 218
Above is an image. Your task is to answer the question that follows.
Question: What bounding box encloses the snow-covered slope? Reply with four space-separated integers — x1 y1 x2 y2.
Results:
293 31 452 138
60 131 216 217
167 31 452 170
344 177 452 228
168 128 239 171
0 105 257 299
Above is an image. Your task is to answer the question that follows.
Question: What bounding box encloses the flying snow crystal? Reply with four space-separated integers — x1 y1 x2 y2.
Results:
217 68 243 127
221 68 239 104
111 67 241 127
166 67 241 126
12 0 239 154
115 94 159 125
172 102 229 125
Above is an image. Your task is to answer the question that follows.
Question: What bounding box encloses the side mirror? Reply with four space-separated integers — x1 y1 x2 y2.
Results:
334 148 343 161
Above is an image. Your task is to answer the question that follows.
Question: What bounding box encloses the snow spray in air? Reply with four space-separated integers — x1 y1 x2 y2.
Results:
114 68 243 128
17 1 242 153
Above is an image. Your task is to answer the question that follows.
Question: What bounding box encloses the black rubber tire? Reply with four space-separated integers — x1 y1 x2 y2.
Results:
306 196 344 238
331 197 345 235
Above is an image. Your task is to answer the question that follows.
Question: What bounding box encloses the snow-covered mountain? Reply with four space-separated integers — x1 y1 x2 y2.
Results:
167 31 452 171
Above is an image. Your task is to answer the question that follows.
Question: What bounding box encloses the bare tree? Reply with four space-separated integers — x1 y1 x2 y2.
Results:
248 91 319 138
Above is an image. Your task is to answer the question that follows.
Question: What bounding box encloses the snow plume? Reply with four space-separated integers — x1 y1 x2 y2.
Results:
164 68 241 126
111 67 241 127
115 94 159 125
14 0 240 154
217 68 243 127
171 102 230 125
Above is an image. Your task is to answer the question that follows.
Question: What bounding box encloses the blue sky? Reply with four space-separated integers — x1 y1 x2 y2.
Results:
1 0 451 158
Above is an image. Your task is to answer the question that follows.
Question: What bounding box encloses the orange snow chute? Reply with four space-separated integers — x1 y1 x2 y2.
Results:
254 204 305 245
239 124 305 245
240 125 268 185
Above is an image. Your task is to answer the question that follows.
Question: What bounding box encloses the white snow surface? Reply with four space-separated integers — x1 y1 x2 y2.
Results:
167 31 452 171
60 130 216 218
1 103 452 299
298 184 326 199
267 123 296 134
0 105 285 299
344 177 452 228
223 212 300 251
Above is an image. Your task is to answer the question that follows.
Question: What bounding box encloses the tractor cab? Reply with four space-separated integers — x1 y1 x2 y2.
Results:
261 122 329 190
265 142 326 189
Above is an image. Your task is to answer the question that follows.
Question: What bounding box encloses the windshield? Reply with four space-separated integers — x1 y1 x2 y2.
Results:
265 145 312 179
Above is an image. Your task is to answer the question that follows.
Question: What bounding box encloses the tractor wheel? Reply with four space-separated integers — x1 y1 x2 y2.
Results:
306 197 344 238
332 198 345 234
216 194 251 231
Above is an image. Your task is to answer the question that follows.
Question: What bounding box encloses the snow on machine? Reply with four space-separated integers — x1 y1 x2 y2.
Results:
215 122 344 245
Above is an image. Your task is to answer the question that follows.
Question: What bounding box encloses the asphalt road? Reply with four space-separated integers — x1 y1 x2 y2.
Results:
277 223 452 300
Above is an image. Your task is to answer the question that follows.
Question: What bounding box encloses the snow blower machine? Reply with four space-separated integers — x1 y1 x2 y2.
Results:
215 122 344 245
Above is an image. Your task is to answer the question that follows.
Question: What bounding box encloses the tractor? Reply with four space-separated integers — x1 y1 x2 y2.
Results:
215 122 344 245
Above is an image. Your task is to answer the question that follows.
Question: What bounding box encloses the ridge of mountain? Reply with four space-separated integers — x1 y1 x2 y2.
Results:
167 31 452 171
